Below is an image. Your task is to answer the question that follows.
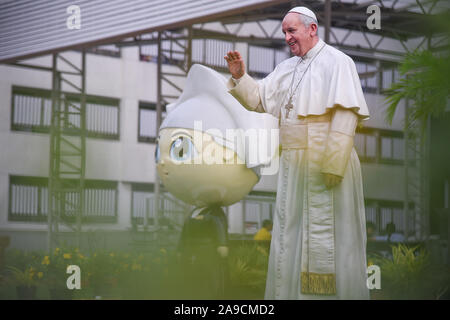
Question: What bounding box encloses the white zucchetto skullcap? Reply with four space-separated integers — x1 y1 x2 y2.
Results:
288 6 318 23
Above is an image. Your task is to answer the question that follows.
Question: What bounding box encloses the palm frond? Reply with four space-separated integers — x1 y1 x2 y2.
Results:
384 49 450 132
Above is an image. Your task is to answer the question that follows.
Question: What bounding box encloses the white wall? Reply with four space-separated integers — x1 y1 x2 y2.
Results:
0 47 160 232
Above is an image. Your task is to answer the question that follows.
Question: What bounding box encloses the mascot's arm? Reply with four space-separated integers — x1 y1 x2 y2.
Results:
177 219 190 254
211 209 229 258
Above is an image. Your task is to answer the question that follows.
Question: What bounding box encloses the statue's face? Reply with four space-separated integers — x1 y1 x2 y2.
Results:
156 128 258 207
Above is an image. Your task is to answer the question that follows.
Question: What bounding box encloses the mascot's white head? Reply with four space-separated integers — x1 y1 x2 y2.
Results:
155 64 278 207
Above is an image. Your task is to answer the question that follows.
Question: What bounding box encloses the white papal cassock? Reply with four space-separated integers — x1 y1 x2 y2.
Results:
227 38 371 299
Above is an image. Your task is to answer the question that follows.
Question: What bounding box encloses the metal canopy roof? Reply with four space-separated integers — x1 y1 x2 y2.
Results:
220 0 440 39
0 0 446 64
0 0 289 63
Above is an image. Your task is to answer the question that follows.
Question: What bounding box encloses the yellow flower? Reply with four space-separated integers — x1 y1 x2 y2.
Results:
75 248 80 253
368 259 374 266
54 248 60 255
78 253 85 259
37 272 43 279
42 256 50 265
63 253 72 259
160 248 167 255
109 252 115 258
131 263 142 271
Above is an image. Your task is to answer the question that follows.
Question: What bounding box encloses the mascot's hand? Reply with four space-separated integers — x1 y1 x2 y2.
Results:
217 246 229 258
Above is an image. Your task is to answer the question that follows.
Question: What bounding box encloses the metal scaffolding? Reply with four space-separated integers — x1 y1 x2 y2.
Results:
47 52 87 251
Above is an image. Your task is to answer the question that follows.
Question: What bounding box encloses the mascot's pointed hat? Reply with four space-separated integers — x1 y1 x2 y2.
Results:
160 64 279 171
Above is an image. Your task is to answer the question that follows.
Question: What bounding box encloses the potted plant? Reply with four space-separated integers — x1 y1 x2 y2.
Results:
40 247 86 300
6 265 41 299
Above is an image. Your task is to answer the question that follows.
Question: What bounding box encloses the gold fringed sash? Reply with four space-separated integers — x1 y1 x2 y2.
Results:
287 119 337 297
301 272 336 295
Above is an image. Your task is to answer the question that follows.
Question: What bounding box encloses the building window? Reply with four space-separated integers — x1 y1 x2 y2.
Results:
131 183 187 227
354 128 377 162
131 183 155 225
248 45 289 78
82 180 118 223
9 175 118 223
365 199 411 235
84 45 121 58
193 39 234 69
381 67 400 92
138 33 289 79
138 102 166 143
139 32 187 64
243 191 275 235
9 176 48 222
355 127 404 164
11 87 52 133
354 61 378 93
70 97 120 139
139 33 234 68
11 86 120 140
380 134 404 162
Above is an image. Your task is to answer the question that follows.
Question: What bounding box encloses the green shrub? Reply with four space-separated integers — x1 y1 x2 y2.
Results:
227 243 269 292
377 244 450 299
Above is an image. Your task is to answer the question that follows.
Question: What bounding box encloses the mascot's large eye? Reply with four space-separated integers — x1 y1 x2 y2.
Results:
169 136 197 161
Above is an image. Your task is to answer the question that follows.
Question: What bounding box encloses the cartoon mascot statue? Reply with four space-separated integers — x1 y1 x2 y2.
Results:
155 64 278 299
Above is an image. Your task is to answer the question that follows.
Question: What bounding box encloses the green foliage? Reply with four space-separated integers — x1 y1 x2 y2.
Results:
1 243 272 300
5 266 40 287
377 244 450 299
3 249 45 288
227 243 269 292
1 246 177 299
385 50 450 133
385 10 450 133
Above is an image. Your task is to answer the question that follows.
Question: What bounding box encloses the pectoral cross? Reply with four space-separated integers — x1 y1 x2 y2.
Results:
285 98 294 118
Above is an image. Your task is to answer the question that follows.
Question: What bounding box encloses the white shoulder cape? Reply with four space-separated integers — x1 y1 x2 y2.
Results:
259 39 370 120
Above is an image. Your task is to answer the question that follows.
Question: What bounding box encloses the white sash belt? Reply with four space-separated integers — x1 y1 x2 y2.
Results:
280 113 331 150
